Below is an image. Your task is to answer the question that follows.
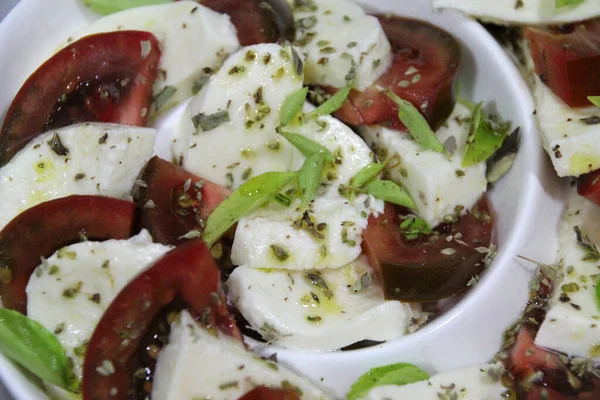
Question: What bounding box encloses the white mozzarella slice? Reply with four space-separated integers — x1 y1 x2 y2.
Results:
359 103 487 227
152 310 330 400
226 257 421 351
535 187 600 359
231 112 383 271
532 75 600 177
363 363 508 400
172 43 303 189
434 0 600 25
26 230 172 379
291 0 392 91
70 1 239 112
0 123 155 231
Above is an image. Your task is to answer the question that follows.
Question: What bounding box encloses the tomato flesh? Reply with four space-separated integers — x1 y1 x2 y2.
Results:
363 197 493 302
0 195 136 314
577 169 600 206
525 19 600 108
0 31 160 166
330 15 461 131
201 0 294 45
239 387 300 400
82 239 241 400
136 156 231 246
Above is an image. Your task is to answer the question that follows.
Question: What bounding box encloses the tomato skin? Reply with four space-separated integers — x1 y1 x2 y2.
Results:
0 31 160 167
238 387 300 400
525 19 600 108
363 198 493 302
136 156 231 246
82 239 241 400
0 195 135 314
577 170 600 206
330 15 461 131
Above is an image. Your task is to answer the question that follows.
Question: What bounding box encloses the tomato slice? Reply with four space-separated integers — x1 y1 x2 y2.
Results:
525 19 600 108
577 169 600 206
82 239 241 400
0 195 136 314
201 0 294 45
0 31 160 166
136 156 231 246
363 197 493 302
238 387 300 400
330 14 461 131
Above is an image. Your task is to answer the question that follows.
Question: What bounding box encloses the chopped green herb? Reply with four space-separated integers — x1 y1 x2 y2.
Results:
48 133 69 156
192 110 230 132
280 87 308 126
555 0 585 8
366 180 415 209
574 225 600 261
83 0 171 15
152 85 177 111
347 363 430 400
270 245 290 262
400 216 432 240
596 275 600 312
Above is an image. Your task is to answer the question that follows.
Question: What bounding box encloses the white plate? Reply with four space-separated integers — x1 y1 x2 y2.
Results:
0 0 565 399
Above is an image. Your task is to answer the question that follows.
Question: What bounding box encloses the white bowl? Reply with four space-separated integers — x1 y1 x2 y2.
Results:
0 0 564 399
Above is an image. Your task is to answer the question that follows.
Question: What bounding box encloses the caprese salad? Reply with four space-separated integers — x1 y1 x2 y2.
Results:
0 0 519 399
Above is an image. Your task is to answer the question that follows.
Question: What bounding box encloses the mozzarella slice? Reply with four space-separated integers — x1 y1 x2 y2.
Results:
535 187 600 359
172 43 303 189
152 310 330 400
231 111 383 271
0 123 155 231
226 256 421 351
359 103 487 227
70 1 239 113
26 230 172 379
434 0 600 25
362 363 508 400
291 0 392 91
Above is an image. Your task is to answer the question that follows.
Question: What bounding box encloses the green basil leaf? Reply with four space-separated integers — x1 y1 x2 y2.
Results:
83 0 172 15
400 215 432 240
463 104 510 168
299 154 326 206
347 363 430 400
386 91 446 154
279 131 333 162
203 171 298 247
366 180 415 209
596 275 600 312
0 309 77 391
589 96 600 107
307 85 352 119
556 0 585 8
280 87 308 126
350 163 385 189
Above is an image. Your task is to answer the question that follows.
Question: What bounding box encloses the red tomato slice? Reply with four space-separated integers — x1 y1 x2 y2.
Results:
0 31 161 166
510 326 562 378
577 169 600 206
0 196 136 314
330 14 461 131
239 387 300 400
200 0 294 45
363 197 493 302
136 156 231 246
525 19 600 108
82 239 241 400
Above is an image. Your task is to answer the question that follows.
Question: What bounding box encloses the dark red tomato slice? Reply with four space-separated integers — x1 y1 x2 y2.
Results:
136 156 231 246
329 14 461 131
0 195 135 314
239 387 300 400
577 169 600 206
525 19 600 108
510 326 562 378
363 197 493 302
82 239 241 400
200 0 294 45
0 31 160 167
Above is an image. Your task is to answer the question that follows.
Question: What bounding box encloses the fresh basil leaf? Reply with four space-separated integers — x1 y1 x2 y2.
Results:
83 0 172 15
463 104 511 168
589 96 600 107
457 95 476 111
299 154 326 206
279 131 333 162
281 87 308 126
366 180 415 209
0 309 77 391
400 215 432 240
555 0 585 9
347 363 430 400
203 172 298 247
596 275 600 312
350 163 385 189
307 85 352 119
386 91 446 154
